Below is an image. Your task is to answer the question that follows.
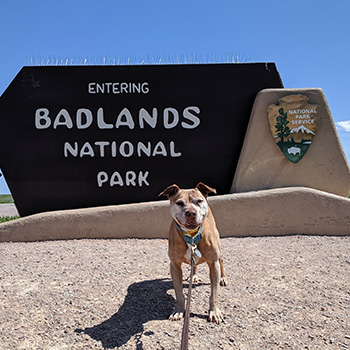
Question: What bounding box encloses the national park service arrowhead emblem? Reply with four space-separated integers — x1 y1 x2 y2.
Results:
267 94 319 163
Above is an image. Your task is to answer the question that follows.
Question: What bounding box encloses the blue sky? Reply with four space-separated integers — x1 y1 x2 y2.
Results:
1 0 350 194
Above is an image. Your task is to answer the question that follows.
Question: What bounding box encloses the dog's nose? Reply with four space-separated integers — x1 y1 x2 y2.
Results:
186 210 196 218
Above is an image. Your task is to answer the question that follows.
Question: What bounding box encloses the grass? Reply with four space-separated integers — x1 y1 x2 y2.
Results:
0 194 14 204
0 215 20 223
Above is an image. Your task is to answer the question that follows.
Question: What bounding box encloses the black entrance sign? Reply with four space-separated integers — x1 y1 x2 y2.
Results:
0 63 283 216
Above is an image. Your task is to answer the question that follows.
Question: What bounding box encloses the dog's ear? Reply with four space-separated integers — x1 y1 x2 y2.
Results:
158 184 180 198
196 182 217 197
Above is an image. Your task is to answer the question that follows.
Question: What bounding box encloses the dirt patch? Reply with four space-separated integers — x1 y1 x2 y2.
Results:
0 236 349 349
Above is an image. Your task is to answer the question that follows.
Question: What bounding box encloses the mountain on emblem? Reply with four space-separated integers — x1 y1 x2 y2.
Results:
290 125 315 135
267 94 319 163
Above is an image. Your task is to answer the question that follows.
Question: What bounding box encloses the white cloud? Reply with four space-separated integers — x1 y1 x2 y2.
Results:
335 120 350 132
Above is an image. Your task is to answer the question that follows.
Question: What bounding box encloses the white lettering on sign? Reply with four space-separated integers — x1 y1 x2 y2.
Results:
35 107 200 130
288 108 317 126
97 170 150 187
291 119 315 125
116 108 135 129
35 104 199 190
64 141 182 158
88 82 149 94
288 109 317 114
53 109 73 129
77 109 93 129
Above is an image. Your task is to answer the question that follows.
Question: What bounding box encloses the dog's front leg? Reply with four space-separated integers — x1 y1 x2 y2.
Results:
208 260 224 324
169 261 185 321
219 257 228 286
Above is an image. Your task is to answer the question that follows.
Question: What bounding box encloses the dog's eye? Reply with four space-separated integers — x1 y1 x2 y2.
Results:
176 201 184 206
197 199 204 205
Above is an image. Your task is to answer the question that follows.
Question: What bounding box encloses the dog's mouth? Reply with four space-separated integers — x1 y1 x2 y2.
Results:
175 218 201 231
184 218 204 230
184 222 200 230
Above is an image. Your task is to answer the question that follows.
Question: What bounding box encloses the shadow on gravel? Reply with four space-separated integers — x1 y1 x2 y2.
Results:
75 278 174 349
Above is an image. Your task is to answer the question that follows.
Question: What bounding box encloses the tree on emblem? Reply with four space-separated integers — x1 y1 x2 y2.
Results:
274 107 290 143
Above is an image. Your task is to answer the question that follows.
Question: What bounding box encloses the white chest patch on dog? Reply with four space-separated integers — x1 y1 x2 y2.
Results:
184 245 201 264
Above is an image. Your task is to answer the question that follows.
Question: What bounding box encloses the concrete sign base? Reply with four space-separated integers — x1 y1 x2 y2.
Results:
1 187 349 242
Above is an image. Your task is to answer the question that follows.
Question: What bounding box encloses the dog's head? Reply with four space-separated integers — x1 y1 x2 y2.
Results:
159 182 216 231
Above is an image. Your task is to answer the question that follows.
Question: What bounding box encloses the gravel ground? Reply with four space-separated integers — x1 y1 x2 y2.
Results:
0 236 349 350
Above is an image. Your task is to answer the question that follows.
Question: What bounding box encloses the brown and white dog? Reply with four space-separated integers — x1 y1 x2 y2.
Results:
159 182 227 324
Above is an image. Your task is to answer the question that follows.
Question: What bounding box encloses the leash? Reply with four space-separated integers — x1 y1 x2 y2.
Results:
174 221 202 350
181 244 196 350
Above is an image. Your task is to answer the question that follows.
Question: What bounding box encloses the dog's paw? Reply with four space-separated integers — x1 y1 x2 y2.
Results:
220 276 228 286
208 308 224 324
193 274 200 284
169 309 184 321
